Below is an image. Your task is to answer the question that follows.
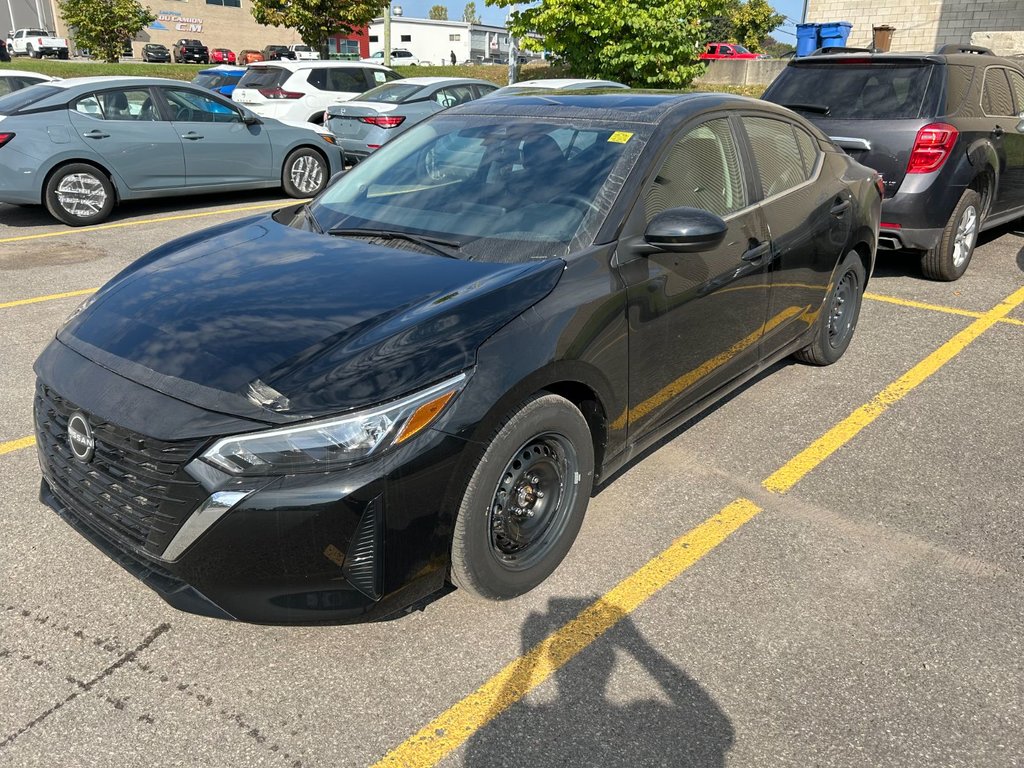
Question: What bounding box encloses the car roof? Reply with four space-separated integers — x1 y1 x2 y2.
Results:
248 60 391 71
512 78 629 89
454 90 774 124
0 69 57 80
386 76 495 87
792 48 1024 67
198 66 245 74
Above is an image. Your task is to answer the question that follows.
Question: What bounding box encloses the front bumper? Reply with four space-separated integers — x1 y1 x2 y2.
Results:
33 347 468 624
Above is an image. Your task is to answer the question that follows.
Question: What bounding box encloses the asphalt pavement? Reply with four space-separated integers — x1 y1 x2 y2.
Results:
1 193 1022 767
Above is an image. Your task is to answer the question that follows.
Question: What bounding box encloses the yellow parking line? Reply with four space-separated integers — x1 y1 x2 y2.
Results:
371 498 763 768
0 435 35 456
0 200 290 245
0 288 97 310
764 284 1024 493
864 291 1024 327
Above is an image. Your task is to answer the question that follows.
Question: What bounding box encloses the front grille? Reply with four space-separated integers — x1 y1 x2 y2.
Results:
34 382 208 558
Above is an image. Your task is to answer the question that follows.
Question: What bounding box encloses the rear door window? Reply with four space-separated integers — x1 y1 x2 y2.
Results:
1008 69 1024 113
744 116 812 198
767 63 934 119
982 68 1015 116
237 67 288 89
308 67 371 93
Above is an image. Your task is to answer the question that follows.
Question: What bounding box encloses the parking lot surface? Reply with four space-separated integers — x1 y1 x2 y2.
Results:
1 194 1022 767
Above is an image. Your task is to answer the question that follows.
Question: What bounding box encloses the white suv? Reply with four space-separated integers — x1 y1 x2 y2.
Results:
232 61 400 123
288 44 320 61
362 49 422 67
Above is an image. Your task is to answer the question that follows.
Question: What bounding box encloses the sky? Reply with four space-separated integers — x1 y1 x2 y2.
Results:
392 0 807 41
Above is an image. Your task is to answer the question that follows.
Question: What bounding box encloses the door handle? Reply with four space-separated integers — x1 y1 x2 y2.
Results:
992 126 1005 138
82 130 110 139
181 132 204 140
741 241 771 263
830 199 851 217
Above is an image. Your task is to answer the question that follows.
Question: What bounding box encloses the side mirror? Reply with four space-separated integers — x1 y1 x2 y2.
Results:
242 114 262 126
643 207 728 253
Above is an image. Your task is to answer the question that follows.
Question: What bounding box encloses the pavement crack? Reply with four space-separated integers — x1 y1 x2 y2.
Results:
0 622 170 752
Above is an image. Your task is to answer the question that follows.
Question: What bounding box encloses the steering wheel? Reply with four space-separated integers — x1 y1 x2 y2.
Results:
175 106 195 122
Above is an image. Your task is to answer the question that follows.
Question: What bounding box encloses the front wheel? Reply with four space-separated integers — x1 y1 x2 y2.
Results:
450 394 594 600
44 163 115 226
794 250 865 366
281 148 327 197
921 188 981 281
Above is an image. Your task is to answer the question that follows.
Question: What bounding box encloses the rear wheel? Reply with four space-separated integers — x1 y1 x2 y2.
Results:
794 250 865 366
44 163 115 226
921 188 981 281
450 394 594 600
281 148 327 197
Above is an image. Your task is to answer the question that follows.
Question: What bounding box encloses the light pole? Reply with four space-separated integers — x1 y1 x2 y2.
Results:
5 0 16 35
506 16 515 86
383 3 391 67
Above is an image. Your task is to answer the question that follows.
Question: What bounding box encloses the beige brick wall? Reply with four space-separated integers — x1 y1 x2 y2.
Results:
805 0 1024 53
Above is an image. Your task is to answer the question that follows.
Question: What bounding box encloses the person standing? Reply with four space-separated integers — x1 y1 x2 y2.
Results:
450 50 457 66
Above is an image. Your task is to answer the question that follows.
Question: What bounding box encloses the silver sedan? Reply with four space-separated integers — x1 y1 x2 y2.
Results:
325 77 498 164
0 76 342 226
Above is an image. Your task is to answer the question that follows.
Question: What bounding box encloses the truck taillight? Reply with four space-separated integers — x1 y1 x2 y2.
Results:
906 123 958 174
37 38 43 45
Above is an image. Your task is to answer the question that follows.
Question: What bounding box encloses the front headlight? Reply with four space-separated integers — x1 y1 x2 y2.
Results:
200 373 467 476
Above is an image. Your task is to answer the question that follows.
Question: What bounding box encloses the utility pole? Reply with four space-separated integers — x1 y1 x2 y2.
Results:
507 33 515 86
383 3 391 67
6 0 16 35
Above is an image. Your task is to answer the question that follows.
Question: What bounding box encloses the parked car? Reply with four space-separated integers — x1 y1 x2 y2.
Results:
140 43 171 63
0 38 9 62
172 39 209 64
325 76 498 162
0 77 341 226
0 69 58 96
263 45 296 61
237 49 265 65
8 28 68 59
700 42 761 60
210 48 236 65
232 61 401 124
486 78 629 97
32 92 880 624
362 49 421 66
191 66 246 97
762 44 1024 280
288 44 320 61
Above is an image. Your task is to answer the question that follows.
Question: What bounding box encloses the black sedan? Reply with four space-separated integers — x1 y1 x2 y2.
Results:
34 92 881 623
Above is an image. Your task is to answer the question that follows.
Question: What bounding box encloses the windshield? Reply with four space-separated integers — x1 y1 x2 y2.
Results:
0 83 61 115
25 29 49 36
194 72 237 89
293 45 311 52
360 82 424 103
310 115 646 262
766 62 935 119
237 67 288 88
733 45 751 53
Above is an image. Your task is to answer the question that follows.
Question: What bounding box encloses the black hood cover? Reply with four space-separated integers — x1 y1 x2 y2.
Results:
58 215 563 420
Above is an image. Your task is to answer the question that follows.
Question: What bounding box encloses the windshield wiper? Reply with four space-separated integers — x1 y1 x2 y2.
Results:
302 203 323 234
327 227 462 259
779 102 831 115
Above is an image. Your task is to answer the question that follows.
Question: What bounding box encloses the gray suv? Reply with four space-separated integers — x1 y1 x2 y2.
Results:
763 45 1024 280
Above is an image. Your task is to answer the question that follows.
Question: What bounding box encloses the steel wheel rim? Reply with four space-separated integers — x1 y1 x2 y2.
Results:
828 269 858 347
488 432 579 572
290 155 324 195
56 174 107 218
952 204 977 269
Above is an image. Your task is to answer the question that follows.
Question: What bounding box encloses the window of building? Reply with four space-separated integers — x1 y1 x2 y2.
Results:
368 35 378 43
400 34 411 42
449 34 461 41
206 0 241 7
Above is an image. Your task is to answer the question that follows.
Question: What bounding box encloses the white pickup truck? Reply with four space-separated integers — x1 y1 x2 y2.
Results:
8 28 69 59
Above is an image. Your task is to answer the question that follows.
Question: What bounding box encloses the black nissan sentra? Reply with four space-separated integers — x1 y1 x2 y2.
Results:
35 92 881 623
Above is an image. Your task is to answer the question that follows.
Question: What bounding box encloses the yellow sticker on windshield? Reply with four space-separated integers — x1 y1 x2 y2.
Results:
608 131 633 144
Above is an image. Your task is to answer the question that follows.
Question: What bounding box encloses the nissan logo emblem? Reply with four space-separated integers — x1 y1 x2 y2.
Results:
67 412 95 463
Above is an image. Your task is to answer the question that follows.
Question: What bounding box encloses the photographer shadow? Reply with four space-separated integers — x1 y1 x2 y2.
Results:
465 597 734 767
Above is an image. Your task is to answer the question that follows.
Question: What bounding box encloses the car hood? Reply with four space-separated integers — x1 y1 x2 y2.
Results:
56 215 564 421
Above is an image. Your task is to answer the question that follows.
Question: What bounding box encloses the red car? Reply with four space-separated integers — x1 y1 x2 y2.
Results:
210 48 236 65
700 42 761 60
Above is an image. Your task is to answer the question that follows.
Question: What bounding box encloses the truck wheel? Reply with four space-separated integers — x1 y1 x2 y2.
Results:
282 148 327 197
58 49 68 60
44 163 115 226
794 250 865 366
450 394 594 600
27 44 38 58
921 188 981 281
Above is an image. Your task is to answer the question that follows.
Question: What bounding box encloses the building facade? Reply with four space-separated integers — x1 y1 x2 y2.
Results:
805 0 1024 53
366 16 514 67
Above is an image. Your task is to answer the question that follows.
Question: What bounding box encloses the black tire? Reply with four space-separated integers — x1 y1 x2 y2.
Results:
794 250 865 366
281 147 328 198
921 188 981 282
450 394 595 600
27 44 38 59
58 49 68 60
44 163 115 226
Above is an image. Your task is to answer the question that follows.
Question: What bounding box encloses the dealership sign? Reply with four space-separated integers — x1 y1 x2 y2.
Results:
151 11 204 32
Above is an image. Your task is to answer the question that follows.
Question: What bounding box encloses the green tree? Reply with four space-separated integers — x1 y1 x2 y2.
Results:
705 0 739 41
486 0 726 88
251 0 388 57
429 4 449 19
58 0 155 63
731 0 785 51
462 1 482 23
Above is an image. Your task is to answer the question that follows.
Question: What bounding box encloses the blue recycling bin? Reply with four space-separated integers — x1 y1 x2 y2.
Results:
796 23 820 57
819 21 853 49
